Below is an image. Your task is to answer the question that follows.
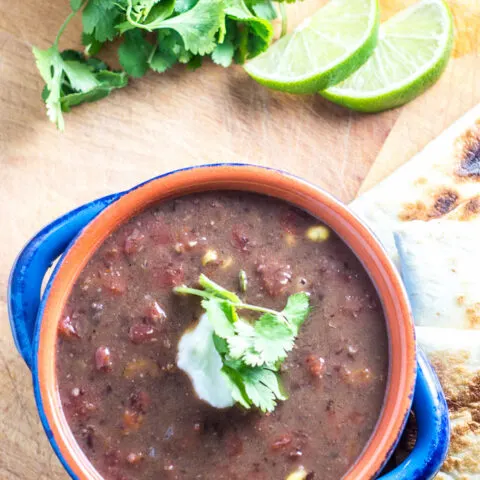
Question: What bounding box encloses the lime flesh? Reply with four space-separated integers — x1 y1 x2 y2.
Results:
321 0 454 112
245 0 380 94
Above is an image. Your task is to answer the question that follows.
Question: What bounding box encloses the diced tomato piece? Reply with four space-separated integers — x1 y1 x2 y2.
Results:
67 393 98 420
129 324 157 344
95 346 113 372
305 355 326 378
231 224 250 252
257 262 292 296
129 390 151 414
271 433 293 451
123 409 143 434
58 315 80 339
143 296 167 324
124 229 145 255
153 263 184 287
126 452 144 465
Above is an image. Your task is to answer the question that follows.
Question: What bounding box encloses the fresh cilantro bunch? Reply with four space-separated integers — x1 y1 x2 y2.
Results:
33 0 282 129
175 274 310 412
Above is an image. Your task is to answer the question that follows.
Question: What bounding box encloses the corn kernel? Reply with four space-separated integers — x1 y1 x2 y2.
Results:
305 225 330 242
221 256 233 269
285 233 296 246
202 250 218 266
286 466 308 480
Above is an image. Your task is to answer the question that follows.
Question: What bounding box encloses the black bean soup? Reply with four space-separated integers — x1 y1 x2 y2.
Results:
57 192 389 480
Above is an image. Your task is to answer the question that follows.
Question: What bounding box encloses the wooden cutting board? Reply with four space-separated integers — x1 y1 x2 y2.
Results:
0 1 478 478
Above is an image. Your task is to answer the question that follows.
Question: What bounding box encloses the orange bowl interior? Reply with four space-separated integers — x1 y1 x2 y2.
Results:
37 165 416 480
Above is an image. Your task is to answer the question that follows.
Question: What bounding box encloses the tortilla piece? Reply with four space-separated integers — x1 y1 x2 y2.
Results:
394 220 480 329
416 327 480 479
350 103 480 266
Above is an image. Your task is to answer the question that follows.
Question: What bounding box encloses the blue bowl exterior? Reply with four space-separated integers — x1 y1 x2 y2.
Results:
8 164 449 479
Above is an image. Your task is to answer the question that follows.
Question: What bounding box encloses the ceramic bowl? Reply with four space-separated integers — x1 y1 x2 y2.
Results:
8 164 450 480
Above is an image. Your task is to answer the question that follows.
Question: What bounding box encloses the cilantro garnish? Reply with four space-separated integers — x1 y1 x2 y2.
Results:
175 274 310 412
33 0 286 128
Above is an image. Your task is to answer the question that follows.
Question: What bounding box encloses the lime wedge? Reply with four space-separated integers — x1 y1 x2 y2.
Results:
244 0 380 94
321 0 453 112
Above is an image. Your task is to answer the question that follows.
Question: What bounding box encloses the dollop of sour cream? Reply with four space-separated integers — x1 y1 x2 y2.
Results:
177 314 235 409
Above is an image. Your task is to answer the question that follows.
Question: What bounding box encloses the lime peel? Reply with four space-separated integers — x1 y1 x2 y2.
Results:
244 0 380 94
321 0 454 112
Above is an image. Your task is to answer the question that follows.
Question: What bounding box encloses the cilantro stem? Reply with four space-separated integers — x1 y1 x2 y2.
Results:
174 286 284 319
174 286 212 299
279 3 288 38
54 11 77 46
235 302 282 318
54 0 87 47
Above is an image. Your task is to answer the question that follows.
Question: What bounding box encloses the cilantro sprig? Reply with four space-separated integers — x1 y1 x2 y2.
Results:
33 0 291 129
175 274 310 412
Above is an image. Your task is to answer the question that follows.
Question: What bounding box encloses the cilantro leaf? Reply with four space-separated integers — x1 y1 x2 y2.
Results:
225 0 273 61
222 365 286 412
242 367 287 412
82 0 121 42
119 0 176 33
127 0 225 55
131 0 175 23
221 366 252 409
247 0 277 20
70 0 85 12
60 69 128 111
175 274 310 413
227 313 295 367
249 313 295 365
201 299 236 339
174 0 198 13
34 46 127 129
118 29 154 77
212 35 235 67
82 32 104 56
148 30 191 72
282 292 311 330
33 46 66 129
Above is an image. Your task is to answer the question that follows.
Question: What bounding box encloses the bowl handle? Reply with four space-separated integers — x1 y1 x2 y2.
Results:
7 193 121 369
378 350 450 479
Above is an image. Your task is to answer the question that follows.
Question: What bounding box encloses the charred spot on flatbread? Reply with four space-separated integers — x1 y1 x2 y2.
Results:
399 188 460 221
428 352 480 476
429 352 480 412
466 303 480 329
462 196 480 220
443 196 480 222
456 120 480 180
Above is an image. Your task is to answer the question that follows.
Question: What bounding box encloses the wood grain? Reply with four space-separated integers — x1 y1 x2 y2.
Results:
0 0 477 478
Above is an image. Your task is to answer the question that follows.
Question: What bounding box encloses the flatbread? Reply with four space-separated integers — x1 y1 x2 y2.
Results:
394 220 480 329
351 105 480 477
413 328 480 480
350 103 480 266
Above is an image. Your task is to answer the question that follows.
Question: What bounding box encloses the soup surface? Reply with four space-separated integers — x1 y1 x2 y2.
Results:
56 192 389 480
